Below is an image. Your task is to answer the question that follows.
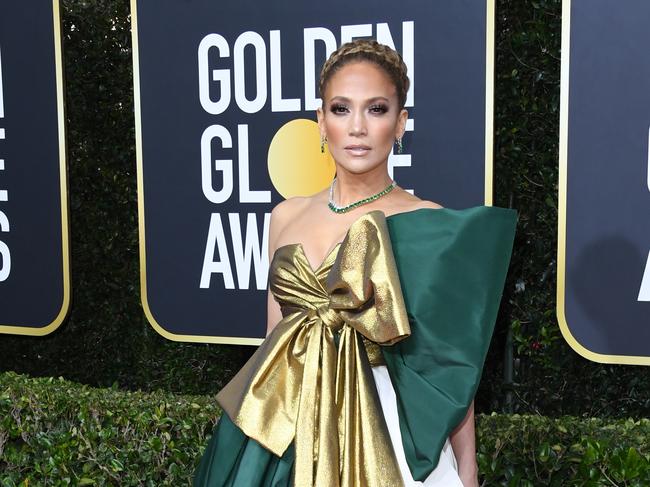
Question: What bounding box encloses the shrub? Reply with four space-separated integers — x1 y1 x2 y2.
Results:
2 372 649 486
477 414 650 486
0 372 219 485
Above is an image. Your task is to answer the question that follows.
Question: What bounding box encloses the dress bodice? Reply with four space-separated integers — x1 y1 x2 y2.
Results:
269 242 386 365
269 242 341 318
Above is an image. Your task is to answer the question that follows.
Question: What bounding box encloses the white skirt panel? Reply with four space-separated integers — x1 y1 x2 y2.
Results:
371 365 464 487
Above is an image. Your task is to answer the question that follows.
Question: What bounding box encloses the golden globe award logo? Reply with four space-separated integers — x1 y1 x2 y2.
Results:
195 23 414 292
133 0 492 342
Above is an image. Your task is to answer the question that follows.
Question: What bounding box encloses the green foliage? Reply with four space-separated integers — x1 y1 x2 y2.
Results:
2 372 649 485
477 414 650 486
0 371 220 485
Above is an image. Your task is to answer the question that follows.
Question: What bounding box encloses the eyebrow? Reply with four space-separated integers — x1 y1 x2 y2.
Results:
327 96 391 104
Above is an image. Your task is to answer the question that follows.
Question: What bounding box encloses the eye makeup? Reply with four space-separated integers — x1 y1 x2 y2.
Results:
330 103 349 114
328 102 390 115
368 104 389 114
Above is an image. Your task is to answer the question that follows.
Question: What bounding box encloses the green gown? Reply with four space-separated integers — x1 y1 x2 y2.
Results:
194 206 517 486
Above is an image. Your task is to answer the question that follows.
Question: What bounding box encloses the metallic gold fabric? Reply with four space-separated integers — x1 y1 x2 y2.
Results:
363 337 386 366
216 211 410 487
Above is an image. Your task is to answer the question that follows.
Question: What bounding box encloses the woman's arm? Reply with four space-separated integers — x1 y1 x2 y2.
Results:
449 400 479 487
266 289 283 336
265 199 293 336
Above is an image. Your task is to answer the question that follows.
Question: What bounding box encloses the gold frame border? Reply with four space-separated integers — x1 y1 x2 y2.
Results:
556 0 650 365
131 0 495 345
485 0 495 206
0 0 71 336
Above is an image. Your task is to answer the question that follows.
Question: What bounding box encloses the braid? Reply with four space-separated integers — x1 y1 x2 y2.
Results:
319 39 410 109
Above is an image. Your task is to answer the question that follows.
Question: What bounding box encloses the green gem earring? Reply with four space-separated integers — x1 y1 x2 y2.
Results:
396 137 403 154
320 135 327 154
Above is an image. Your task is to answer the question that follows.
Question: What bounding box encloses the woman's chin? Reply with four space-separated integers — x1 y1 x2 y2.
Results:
333 158 387 175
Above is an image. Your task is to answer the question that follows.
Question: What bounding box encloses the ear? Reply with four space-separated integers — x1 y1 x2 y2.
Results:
396 108 408 139
316 106 326 138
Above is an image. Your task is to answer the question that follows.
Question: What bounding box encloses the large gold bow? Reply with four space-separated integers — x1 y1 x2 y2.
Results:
217 211 411 486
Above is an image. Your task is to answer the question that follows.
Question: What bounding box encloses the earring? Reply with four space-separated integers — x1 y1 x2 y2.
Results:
396 137 403 154
320 135 327 154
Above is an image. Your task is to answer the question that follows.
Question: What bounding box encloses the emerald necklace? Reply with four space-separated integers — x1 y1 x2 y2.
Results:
327 177 397 214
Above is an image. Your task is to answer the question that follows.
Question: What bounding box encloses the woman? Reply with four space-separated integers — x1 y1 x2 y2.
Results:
194 40 517 487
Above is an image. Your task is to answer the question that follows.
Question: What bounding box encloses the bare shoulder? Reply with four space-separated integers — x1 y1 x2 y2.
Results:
391 188 444 213
270 196 309 222
270 196 308 230
268 196 311 252
410 199 444 210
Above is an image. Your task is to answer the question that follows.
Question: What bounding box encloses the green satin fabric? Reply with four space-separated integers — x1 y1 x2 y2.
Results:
383 206 517 481
193 413 294 487
193 205 517 486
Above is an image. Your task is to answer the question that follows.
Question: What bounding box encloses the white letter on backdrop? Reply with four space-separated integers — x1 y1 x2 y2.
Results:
198 34 231 115
201 125 233 204
229 212 270 290
234 31 267 113
237 125 270 203
200 213 235 289
340 24 372 45
270 30 301 112
640 127 650 301
303 27 336 111
0 211 10 282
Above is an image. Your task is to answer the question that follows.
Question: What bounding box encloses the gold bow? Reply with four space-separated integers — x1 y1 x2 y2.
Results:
217 211 411 486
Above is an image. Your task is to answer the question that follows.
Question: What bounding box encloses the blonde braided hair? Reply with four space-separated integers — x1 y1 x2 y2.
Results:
319 39 410 109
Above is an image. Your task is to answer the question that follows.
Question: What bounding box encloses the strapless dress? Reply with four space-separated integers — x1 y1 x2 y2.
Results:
194 207 518 487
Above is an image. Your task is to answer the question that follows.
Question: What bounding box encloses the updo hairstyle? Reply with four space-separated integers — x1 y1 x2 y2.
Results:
319 39 410 109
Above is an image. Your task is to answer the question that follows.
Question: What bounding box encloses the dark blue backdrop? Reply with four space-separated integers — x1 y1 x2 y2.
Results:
559 0 650 363
133 0 492 343
0 2 69 335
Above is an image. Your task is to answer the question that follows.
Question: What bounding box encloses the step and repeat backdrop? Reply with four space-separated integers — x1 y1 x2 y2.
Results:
131 0 496 344
0 1 70 336
2 1 646 365
558 0 650 364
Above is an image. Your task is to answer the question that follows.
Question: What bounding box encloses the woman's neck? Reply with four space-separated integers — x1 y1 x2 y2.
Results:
332 167 393 207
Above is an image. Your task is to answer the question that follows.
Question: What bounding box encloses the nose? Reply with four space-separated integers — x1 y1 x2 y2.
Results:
348 110 367 137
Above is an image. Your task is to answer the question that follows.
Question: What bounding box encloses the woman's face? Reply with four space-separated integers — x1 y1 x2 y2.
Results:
317 61 407 176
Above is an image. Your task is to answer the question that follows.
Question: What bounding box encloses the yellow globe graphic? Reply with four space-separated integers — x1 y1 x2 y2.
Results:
267 119 335 198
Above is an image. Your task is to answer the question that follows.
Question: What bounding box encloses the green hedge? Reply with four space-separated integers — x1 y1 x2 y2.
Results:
0 0 648 419
0 372 219 485
1 372 649 486
478 415 650 486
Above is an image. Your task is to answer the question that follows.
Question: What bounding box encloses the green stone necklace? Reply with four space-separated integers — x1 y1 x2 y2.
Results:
327 177 397 214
